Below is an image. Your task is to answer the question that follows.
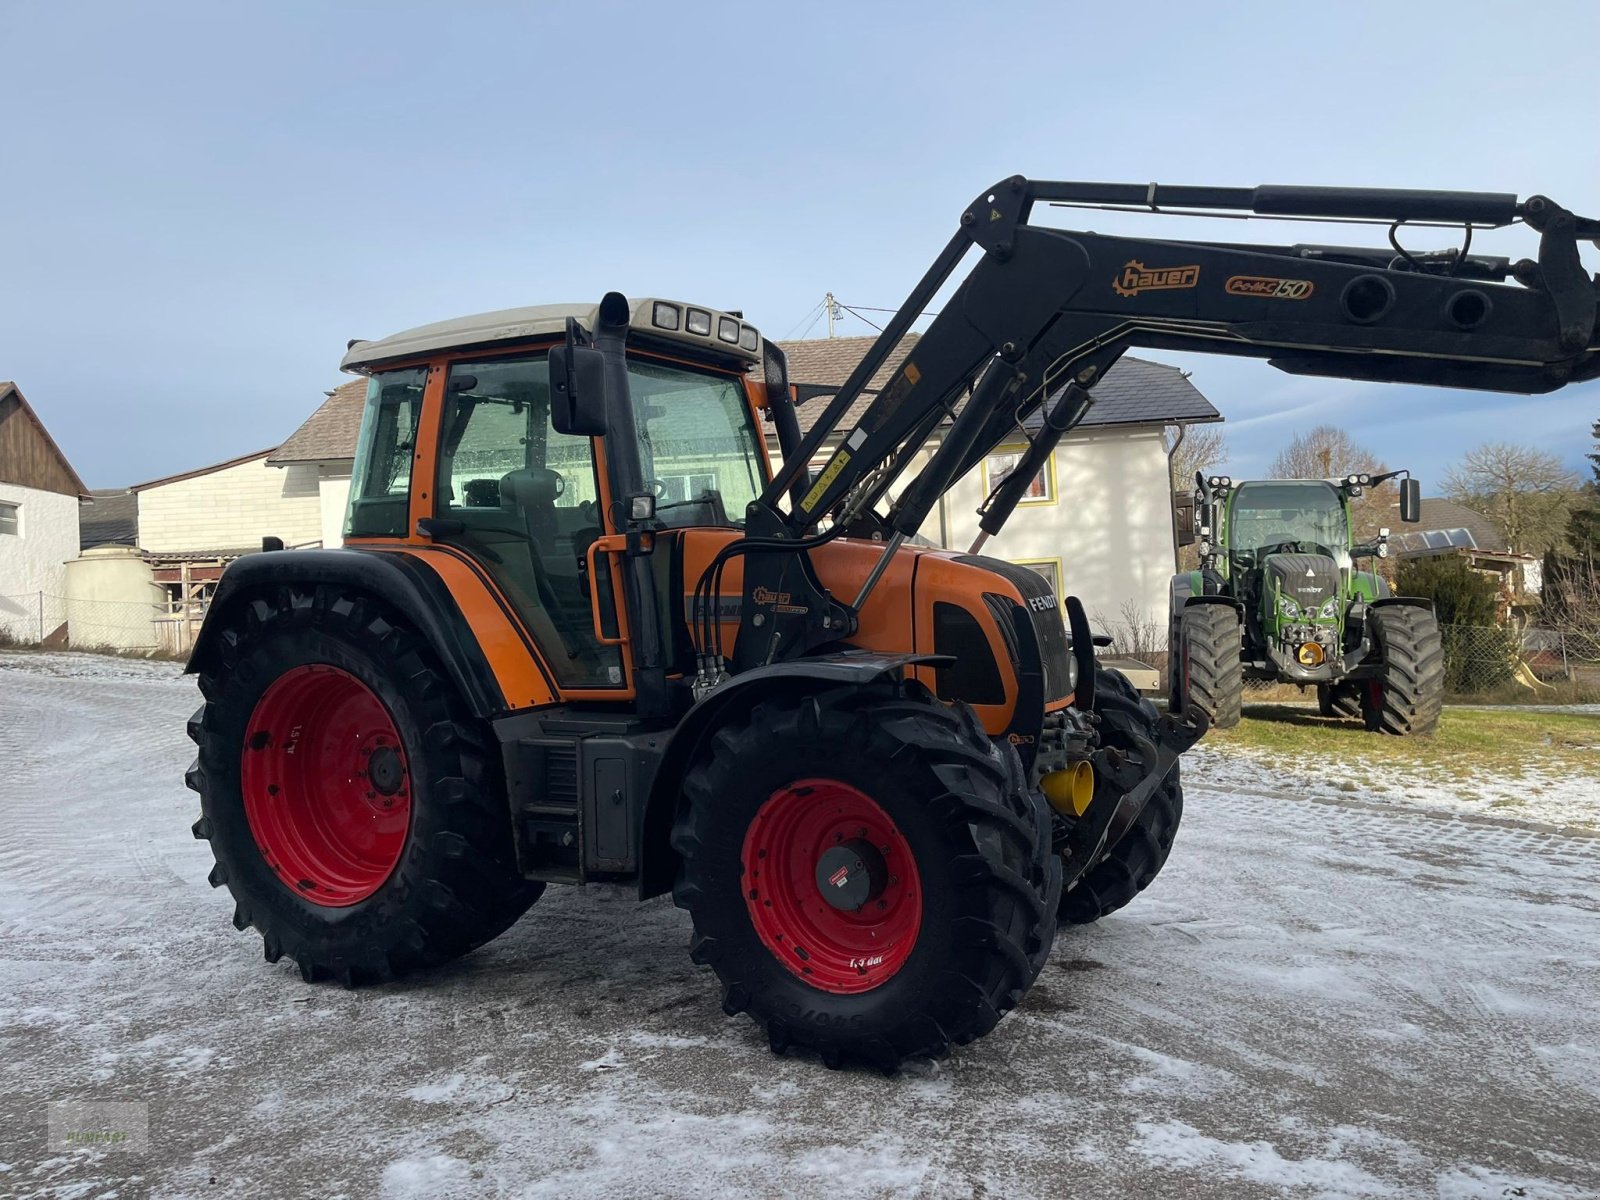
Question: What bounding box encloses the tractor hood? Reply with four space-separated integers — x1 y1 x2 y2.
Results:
1265 553 1342 623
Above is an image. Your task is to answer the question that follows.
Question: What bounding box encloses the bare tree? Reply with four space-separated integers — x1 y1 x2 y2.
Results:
1269 424 1395 544
1167 424 1228 493
1542 551 1600 662
1441 442 1582 556
1269 424 1387 480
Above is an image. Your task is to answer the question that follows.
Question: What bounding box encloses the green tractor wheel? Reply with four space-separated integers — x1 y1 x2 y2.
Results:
1361 605 1445 736
1171 604 1243 730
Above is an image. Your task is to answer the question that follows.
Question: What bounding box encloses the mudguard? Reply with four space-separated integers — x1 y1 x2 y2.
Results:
636 649 948 899
185 548 509 717
1370 595 1433 612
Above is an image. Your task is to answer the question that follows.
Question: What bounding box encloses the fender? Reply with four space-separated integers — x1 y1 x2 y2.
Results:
1182 593 1244 614
185 548 509 717
635 649 947 899
1369 595 1434 613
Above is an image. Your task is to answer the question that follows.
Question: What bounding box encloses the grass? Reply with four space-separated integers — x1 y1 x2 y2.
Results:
1209 704 1600 781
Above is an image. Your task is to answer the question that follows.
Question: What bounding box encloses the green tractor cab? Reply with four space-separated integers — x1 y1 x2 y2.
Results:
1170 470 1445 734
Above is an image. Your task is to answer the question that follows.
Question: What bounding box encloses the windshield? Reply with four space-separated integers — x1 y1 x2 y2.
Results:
630 359 765 529
1228 481 1348 552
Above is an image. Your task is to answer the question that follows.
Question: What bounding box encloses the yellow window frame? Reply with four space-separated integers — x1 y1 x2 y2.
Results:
980 443 1058 506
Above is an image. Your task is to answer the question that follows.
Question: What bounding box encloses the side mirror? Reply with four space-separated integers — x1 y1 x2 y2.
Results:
1399 477 1422 523
1174 493 1197 547
549 320 609 437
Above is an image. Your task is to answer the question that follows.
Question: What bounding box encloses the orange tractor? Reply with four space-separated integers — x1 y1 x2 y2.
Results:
187 178 1598 1069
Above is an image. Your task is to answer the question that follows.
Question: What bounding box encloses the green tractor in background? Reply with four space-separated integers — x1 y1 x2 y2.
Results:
1169 470 1445 735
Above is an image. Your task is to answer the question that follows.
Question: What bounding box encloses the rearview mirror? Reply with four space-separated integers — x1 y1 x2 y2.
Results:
1399 477 1422 523
549 322 609 437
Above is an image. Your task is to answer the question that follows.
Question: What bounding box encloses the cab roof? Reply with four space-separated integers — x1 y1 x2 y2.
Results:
340 297 761 373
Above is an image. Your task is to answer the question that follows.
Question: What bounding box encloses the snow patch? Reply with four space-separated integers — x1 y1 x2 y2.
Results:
381 1153 473 1197
1132 1119 1395 1196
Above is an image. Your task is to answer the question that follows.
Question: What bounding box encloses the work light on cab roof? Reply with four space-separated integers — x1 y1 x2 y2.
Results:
340 296 761 373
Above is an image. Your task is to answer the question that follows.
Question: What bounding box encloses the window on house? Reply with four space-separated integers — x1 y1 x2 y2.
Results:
983 448 1055 504
0 501 18 536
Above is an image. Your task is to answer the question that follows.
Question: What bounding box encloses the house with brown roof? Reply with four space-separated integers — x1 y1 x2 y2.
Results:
777 336 1222 639
267 377 369 548
0 382 90 640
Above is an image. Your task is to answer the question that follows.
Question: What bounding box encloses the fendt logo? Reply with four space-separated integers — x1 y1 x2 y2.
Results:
1026 594 1058 613
1113 260 1201 298
1225 274 1316 301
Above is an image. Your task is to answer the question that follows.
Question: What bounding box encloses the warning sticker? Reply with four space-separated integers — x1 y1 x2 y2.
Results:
800 449 851 513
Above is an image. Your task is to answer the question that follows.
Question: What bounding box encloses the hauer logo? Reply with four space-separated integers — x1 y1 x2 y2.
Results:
1113 260 1200 298
1027 594 1059 613
1225 274 1315 300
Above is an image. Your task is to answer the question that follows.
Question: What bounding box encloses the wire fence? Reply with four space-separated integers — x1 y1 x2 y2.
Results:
0 591 201 658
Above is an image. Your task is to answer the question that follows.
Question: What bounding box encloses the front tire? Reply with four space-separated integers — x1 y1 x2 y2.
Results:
1361 605 1445 736
1171 603 1243 729
671 680 1060 1071
187 586 541 985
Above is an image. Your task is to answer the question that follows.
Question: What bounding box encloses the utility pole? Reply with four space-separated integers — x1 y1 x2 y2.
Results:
825 293 841 338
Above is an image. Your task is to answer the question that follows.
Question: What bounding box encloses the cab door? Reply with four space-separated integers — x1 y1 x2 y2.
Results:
433 353 626 691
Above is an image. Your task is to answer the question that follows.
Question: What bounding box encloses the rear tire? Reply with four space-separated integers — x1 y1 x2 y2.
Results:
1171 603 1243 729
187 585 541 985
1058 668 1184 925
1361 605 1445 736
671 680 1061 1071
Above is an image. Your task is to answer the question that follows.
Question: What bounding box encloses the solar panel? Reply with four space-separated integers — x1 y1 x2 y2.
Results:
1390 527 1478 557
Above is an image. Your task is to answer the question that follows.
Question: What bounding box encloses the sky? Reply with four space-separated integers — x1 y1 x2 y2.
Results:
1 0 1597 492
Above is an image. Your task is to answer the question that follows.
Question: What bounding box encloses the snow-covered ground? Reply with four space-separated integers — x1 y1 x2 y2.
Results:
2 649 1598 1199
1188 740 1600 833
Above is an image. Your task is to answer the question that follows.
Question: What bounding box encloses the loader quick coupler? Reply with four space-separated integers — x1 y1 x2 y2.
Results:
1059 709 1206 890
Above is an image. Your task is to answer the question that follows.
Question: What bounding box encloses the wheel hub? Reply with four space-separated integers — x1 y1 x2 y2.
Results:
814 840 887 912
366 744 404 796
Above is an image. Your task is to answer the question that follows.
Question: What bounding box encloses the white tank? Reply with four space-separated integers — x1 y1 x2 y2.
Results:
63 547 165 652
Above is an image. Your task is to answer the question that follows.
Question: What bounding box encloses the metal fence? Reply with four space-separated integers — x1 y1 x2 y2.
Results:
1230 623 1590 696
0 592 200 657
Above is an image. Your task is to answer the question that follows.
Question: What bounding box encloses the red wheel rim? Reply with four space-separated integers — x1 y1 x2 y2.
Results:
741 778 923 994
240 665 411 907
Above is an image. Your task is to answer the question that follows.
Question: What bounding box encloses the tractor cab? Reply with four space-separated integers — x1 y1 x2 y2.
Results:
1223 480 1354 668
339 297 774 692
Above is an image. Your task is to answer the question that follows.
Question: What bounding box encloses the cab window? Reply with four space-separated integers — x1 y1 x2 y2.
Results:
436 355 622 689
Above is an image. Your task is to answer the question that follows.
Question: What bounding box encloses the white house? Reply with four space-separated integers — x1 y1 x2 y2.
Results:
777 336 1222 644
129 448 325 618
0 382 89 643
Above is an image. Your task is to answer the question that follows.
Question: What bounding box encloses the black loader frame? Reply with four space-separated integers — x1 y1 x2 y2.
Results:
715 175 1596 702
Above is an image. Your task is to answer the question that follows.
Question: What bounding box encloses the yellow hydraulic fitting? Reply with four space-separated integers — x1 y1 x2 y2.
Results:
1040 760 1095 817
1297 641 1326 667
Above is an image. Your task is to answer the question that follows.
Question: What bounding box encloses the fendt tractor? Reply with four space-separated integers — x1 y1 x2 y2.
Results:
185 177 1599 1069
1171 469 1446 734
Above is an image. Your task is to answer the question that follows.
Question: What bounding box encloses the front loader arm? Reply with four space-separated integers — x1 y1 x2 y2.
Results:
720 175 1597 675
